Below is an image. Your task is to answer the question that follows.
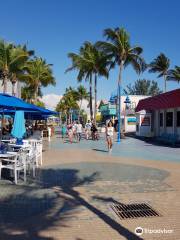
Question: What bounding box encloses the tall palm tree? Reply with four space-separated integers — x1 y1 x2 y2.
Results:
10 44 34 96
149 53 170 92
66 42 110 121
167 66 180 83
96 27 145 141
80 42 110 122
0 40 30 94
66 49 94 120
21 57 55 101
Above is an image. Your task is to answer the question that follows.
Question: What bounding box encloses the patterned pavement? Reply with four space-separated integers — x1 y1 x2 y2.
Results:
0 135 180 240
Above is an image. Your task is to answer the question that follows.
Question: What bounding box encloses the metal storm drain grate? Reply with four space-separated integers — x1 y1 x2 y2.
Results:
110 203 161 220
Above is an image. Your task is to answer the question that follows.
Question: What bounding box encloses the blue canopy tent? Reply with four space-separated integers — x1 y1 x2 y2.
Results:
0 94 58 117
0 94 39 111
0 94 58 140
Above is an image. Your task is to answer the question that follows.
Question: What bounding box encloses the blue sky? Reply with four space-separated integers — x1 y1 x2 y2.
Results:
0 0 180 99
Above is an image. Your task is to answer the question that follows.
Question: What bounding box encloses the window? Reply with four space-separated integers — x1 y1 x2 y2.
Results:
160 113 163 127
177 111 180 127
166 112 173 127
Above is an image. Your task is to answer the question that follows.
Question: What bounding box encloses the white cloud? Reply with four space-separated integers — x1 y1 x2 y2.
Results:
41 94 62 110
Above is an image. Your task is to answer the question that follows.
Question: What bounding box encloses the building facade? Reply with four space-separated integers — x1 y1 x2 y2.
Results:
99 95 149 132
136 89 180 140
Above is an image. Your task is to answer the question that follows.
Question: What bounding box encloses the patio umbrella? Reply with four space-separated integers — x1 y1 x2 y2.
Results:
11 111 26 139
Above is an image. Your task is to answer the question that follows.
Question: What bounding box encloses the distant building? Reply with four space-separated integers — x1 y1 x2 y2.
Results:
99 94 149 132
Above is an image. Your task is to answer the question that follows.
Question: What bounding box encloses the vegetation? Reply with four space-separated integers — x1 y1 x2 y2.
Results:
66 42 110 121
56 86 89 122
167 66 180 83
0 39 55 103
20 57 55 102
124 79 162 96
1 26 180 117
149 53 170 93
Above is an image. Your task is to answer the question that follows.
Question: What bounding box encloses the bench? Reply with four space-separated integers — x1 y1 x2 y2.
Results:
156 133 179 146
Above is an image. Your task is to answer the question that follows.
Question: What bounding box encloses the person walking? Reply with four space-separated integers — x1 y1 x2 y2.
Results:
76 121 83 142
106 121 114 153
91 122 98 140
85 120 92 140
72 121 78 142
67 123 73 144
61 123 67 143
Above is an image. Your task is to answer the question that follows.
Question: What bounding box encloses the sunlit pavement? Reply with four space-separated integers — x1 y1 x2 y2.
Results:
0 135 180 240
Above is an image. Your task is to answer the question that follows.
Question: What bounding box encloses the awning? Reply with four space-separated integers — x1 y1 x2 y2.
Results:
0 94 58 118
136 89 180 112
0 94 38 111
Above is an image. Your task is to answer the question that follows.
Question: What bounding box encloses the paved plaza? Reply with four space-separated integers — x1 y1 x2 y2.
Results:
0 135 180 240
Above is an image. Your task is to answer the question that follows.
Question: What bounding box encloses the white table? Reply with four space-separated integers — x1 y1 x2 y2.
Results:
0 153 15 158
1 140 11 143
8 144 24 148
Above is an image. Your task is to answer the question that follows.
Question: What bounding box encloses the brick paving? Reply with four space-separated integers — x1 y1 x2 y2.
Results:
0 136 180 240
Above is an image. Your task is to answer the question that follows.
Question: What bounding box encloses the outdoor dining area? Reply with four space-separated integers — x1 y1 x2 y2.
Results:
0 94 57 184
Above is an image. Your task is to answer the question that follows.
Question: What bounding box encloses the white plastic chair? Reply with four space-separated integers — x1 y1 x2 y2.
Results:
26 145 37 177
0 150 27 184
27 139 43 166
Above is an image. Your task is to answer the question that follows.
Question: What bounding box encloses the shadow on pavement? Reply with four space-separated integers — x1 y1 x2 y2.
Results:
92 148 108 153
0 167 143 240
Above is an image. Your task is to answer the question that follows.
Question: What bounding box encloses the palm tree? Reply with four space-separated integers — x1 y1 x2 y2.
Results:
0 40 31 94
67 42 110 121
75 85 89 120
21 57 55 101
96 27 145 141
167 66 180 83
149 53 170 92
80 42 110 122
76 85 89 108
56 90 79 123
66 49 94 120
10 44 34 96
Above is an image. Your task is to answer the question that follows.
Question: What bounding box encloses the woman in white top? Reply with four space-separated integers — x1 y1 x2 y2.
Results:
106 121 114 153
76 121 83 142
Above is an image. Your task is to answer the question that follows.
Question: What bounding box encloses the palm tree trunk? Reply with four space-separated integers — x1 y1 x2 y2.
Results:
94 73 97 123
164 75 167 93
89 73 93 121
3 75 8 94
78 99 82 121
117 61 124 143
12 82 16 96
34 85 39 102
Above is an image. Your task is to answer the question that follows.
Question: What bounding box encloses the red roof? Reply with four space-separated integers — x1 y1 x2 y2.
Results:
136 88 180 112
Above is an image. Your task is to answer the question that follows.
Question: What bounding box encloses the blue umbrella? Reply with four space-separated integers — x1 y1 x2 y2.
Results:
11 111 26 140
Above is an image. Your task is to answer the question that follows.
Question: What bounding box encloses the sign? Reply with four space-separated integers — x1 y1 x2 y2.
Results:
141 116 150 126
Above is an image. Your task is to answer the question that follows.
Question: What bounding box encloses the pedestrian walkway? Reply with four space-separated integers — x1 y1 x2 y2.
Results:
0 136 180 240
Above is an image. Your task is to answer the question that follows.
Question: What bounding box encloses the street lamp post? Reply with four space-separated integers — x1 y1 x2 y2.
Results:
117 83 121 143
124 95 131 133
